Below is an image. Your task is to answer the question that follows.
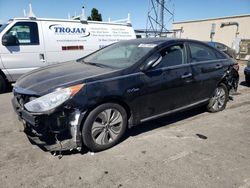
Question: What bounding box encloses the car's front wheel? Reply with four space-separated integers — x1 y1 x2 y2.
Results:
207 83 228 112
82 103 127 152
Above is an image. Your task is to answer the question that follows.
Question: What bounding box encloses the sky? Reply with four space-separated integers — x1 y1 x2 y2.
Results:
0 0 249 29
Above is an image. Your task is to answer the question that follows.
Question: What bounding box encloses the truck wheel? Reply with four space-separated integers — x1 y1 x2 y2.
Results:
207 83 228 113
0 75 7 94
82 103 127 152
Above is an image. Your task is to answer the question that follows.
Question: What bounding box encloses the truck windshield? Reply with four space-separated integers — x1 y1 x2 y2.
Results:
0 24 8 33
81 41 156 69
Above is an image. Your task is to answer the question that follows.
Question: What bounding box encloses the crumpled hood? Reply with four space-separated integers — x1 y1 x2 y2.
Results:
14 61 114 96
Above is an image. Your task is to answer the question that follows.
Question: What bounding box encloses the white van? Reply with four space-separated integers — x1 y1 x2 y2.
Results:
0 17 136 92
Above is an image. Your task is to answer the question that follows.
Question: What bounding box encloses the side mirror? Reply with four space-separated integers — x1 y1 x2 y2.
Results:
2 35 19 46
141 53 162 72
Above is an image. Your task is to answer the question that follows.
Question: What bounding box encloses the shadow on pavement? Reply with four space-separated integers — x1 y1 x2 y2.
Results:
51 106 206 157
124 106 206 139
240 81 250 87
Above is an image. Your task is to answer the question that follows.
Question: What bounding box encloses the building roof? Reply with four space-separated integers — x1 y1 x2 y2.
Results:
173 14 250 24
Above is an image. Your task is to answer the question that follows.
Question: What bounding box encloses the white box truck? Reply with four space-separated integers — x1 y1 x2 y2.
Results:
0 17 136 92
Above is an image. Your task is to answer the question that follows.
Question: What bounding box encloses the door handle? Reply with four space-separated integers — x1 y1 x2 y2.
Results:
39 53 46 63
181 73 192 79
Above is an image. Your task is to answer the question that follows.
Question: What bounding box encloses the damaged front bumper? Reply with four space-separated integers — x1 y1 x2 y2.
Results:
12 96 85 152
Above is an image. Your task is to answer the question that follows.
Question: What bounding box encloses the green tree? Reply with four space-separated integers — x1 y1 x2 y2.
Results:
87 8 102 21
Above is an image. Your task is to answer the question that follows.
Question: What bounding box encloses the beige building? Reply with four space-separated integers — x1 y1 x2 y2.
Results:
172 14 250 60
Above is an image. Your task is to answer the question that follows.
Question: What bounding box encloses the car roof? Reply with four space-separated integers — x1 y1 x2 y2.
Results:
121 38 206 46
206 41 224 45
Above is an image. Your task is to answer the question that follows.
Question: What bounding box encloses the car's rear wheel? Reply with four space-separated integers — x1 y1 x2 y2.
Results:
82 103 127 152
0 75 7 94
207 83 228 112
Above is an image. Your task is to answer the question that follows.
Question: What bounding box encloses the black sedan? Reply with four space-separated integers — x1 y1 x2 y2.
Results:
12 38 238 152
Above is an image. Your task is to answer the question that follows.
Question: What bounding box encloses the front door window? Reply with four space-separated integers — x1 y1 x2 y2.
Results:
5 22 39 45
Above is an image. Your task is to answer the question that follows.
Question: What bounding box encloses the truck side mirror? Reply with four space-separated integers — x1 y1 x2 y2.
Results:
2 35 19 46
141 53 162 72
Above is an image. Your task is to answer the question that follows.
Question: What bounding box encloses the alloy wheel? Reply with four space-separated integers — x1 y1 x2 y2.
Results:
91 108 123 145
210 87 226 111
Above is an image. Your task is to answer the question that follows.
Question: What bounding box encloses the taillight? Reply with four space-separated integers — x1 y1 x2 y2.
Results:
233 64 239 71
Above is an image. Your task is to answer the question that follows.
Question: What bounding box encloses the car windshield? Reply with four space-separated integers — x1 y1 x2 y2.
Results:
81 41 157 69
0 23 8 33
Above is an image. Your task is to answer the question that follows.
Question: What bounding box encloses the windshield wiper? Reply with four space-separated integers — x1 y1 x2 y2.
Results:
84 62 113 69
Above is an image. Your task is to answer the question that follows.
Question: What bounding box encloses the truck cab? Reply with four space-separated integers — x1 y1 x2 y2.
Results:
0 19 47 84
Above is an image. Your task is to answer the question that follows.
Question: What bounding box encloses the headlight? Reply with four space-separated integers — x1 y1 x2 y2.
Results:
24 84 84 113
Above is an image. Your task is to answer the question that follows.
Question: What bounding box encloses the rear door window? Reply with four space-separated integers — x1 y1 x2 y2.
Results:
189 43 217 62
5 22 39 45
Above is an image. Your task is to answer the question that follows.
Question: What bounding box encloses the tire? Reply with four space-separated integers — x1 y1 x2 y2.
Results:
246 76 250 85
207 83 228 113
0 74 7 94
82 103 127 152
